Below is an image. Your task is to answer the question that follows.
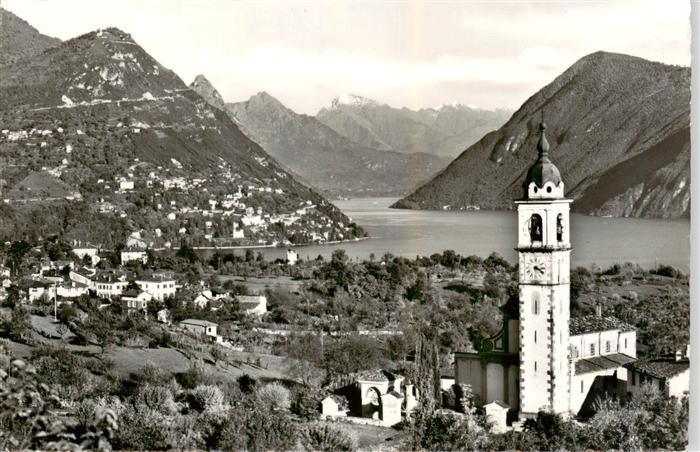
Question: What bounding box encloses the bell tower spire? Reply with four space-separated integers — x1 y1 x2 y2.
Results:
515 121 572 418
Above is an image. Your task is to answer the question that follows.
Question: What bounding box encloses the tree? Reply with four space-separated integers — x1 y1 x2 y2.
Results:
301 423 356 451
176 242 198 264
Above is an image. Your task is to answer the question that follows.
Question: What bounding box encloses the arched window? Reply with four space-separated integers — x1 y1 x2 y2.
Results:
556 214 564 242
530 214 543 242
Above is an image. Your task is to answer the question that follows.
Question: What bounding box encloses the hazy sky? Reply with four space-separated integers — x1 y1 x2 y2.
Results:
3 0 691 114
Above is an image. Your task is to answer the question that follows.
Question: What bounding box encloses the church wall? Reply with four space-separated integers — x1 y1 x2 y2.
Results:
508 319 520 352
455 354 482 402
570 368 618 415
486 363 505 402
508 365 520 409
619 331 636 357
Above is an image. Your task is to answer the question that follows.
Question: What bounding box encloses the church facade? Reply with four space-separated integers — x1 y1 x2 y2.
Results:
454 123 637 420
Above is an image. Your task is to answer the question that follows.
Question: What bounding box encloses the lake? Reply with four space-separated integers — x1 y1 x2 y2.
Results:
231 198 691 272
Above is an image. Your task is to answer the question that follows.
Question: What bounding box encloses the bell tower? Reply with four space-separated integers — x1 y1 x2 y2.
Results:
516 123 571 417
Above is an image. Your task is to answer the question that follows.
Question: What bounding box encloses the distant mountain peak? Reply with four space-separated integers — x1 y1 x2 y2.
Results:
189 74 225 110
331 93 377 108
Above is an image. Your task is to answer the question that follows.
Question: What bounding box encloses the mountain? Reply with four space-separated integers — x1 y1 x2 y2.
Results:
189 83 450 197
393 52 690 220
189 74 225 111
0 7 61 68
0 25 364 247
316 94 511 158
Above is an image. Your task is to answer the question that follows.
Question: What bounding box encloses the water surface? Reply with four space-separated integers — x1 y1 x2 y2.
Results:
245 198 691 272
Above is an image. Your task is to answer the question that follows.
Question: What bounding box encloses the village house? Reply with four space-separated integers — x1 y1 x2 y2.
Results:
120 290 152 313
626 348 690 399
72 243 100 266
179 318 218 338
135 273 176 301
286 249 298 265
236 294 267 318
93 273 129 298
193 287 229 309
121 248 148 265
56 282 89 298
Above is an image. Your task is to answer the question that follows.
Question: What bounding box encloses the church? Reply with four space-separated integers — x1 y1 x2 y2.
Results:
454 123 637 422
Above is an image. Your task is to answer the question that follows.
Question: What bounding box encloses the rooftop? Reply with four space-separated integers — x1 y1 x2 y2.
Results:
180 318 217 328
626 358 689 379
575 353 636 375
570 315 635 335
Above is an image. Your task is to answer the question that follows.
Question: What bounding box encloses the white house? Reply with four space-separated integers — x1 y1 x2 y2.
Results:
72 244 100 266
237 295 267 318
121 290 153 313
121 249 148 265
180 319 218 337
286 249 298 265
93 275 128 299
135 274 176 301
119 180 134 191
626 352 690 400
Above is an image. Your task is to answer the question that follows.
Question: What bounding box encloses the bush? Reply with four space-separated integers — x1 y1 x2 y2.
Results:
137 384 178 415
301 423 357 451
190 384 225 414
255 382 291 411
290 386 323 420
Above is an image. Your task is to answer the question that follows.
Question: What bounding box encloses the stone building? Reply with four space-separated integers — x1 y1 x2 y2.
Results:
454 123 638 426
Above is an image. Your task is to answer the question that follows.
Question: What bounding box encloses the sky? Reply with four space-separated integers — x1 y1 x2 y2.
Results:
2 0 691 114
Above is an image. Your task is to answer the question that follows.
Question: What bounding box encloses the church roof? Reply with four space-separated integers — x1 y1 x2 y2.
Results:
575 353 636 375
523 123 563 192
356 369 399 382
569 315 635 335
626 358 689 379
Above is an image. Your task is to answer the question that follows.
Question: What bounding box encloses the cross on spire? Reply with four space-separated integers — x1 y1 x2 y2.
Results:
537 122 550 158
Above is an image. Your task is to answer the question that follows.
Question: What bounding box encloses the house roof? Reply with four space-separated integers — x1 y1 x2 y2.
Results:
575 353 636 375
180 319 217 328
569 315 635 335
626 359 689 379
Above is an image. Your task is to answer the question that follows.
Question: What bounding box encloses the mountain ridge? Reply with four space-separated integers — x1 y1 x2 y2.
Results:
0 22 363 247
189 81 451 197
393 51 690 219
316 94 511 158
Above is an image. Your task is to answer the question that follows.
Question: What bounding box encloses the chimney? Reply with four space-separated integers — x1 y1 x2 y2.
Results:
595 303 602 317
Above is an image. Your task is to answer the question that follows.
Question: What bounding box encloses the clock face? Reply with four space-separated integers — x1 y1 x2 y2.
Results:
524 254 549 281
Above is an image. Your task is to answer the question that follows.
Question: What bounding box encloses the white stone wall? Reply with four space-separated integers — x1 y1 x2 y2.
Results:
570 367 618 414
668 370 689 399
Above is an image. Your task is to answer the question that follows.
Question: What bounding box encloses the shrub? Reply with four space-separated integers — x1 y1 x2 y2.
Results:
255 382 291 411
190 384 225 414
301 423 357 451
290 386 322 420
237 374 257 394
137 384 178 415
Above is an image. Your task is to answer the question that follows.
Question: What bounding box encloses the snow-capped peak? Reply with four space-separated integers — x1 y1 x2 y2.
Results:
331 93 376 108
